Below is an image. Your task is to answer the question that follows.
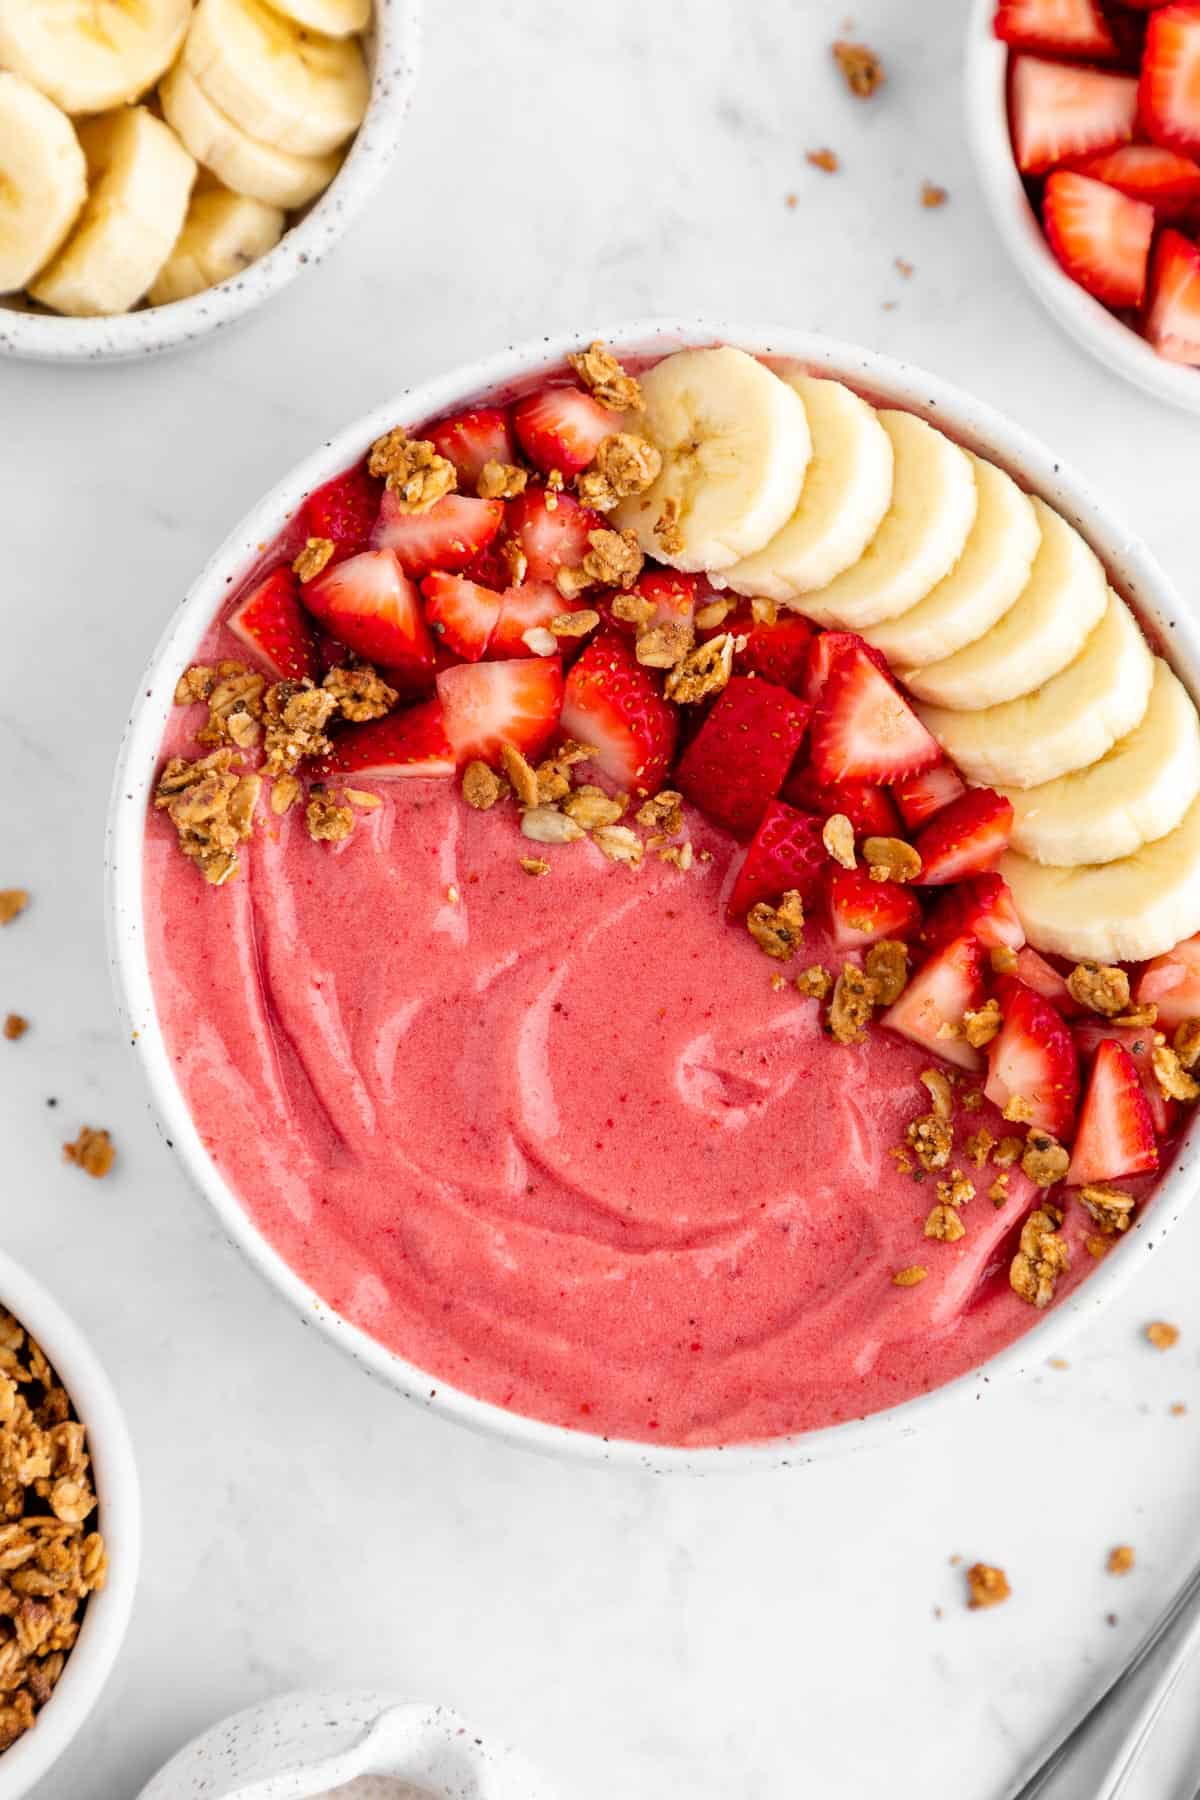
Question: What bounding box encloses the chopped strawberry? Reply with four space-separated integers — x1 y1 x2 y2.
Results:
700 603 815 691
301 462 381 563
512 385 621 477
506 487 604 581
436 657 563 767
825 867 923 950
420 572 502 663
312 697 453 780
1136 931 1200 1026
599 569 698 636
984 978 1081 1137
1067 1038 1159 1182
676 677 811 839
800 630 889 706
1010 55 1138 173
995 0 1118 59
913 788 1014 885
370 489 504 578
303 549 435 678
880 934 987 1073
1144 227 1200 363
782 765 901 837
490 581 579 658
426 407 515 489
1140 2 1200 154
1042 170 1154 306
1074 143 1200 220
810 645 940 786
893 759 968 830
228 566 317 682
559 632 678 793
1014 945 1081 1014
1073 1019 1176 1136
726 802 826 918
922 872 1026 951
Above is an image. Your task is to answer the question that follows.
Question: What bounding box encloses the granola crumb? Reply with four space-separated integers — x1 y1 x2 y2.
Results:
797 964 832 1000
270 773 301 816
1086 1234 1111 1259
828 962 877 1043
922 181 949 208
822 813 857 870
863 836 921 883
262 681 337 777
636 619 696 670
1174 1018 1200 1070
500 538 528 586
1021 1131 1070 1189
520 857 550 877
522 626 557 657
292 536 335 582
1152 1035 1200 1102
195 664 266 751
924 1199 967 1243
1107 1545 1135 1576
1112 1004 1157 1029
747 891 805 960
964 1127 995 1169
462 762 502 811
476 460 528 500
806 147 840 172
665 633 734 704
989 1175 1010 1206
833 39 884 96
563 789 626 831
154 750 261 886
966 1564 1010 1609
920 1067 955 1121
785 191 798 209
3 1013 28 1041
521 806 585 847
894 257 914 279
963 998 1002 1048
865 938 908 1004
1171 1402 1188 1416
694 599 731 631
892 1266 928 1287
993 1135 1023 1168
550 609 600 640
591 825 644 867
962 1087 985 1112
367 430 456 511
343 789 381 810
1068 961 1131 1017
499 743 540 810
989 945 1018 976
636 790 684 837
577 434 662 511
305 792 354 843
654 498 685 557
1010 1205 1068 1308
1003 1094 1035 1124
1079 1184 1135 1235
63 1127 114 1180
567 341 643 412
174 665 214 705
1049 1357 1069 1370
1146 1321 1180 1351
908 1112 953 1172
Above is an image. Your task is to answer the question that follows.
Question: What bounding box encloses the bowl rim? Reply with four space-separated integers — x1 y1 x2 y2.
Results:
964 0 1200 415
0 1247 140 1797
107 315 1200 1473
0 0 422 365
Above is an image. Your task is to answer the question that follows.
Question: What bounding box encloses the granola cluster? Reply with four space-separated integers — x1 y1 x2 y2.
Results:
367 430 456 512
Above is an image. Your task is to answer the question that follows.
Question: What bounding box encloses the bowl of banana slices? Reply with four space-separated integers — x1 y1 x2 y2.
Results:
0 0 420 362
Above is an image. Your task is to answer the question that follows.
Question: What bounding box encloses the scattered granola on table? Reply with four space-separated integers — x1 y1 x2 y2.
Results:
0 894 28 928
806 147 840 172
1146 1321 1179 1351
63 1128 114 1180
966 1563 1011 1609
832 39 884 97
921 182 948 208
1107 1545 1135 1576
3 1016 27 1042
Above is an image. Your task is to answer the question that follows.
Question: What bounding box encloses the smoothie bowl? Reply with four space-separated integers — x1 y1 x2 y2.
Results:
108 320 1200 1470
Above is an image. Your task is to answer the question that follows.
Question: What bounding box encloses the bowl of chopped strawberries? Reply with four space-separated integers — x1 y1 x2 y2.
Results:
968 0 1200 410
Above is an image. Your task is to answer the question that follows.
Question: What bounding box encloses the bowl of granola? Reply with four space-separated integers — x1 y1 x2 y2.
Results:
0 1248 139 1795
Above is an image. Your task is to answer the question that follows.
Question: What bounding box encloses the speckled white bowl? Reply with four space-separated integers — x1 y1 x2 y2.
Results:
965 0 1200 415
0 1247 139 1800
0 0 421 365
107 317 1200 1473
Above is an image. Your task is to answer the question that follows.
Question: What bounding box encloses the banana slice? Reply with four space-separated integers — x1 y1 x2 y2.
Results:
160 62 340 208
612 347 812 574
1000 659 1200 866
29 106 195 317
901 499 1107 710
0 0 192 116
0 73 87 294
1002 786 1200 963
796 410 977 631
262 0 370 36
184 0 369 158
713 375 894 602
917 592 1153 790
863 457 1040 670
149 184 284 304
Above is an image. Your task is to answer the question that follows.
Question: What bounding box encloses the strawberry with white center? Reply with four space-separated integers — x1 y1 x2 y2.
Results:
726 801 826 918
229 565 317 682
420 572 503 663
600 569 698 636
506 487 604 582
1144 228 1200 364
1140 2 1200 156
436 657 563 767
800 630 889 706
1074 1019 1176 1136
1067 1038 1159 1183
1015 945 1081 1014
426 407 516 489
1075 144 1200 221
984 978 1080 1136
559 632 679 793
512 386 621 477
304 548 435 679
825 867 923 950
913 788 1015 885
994 0 1118 60
676 676 811 838
922 872 1026 951
1042 170 1154 307
1136 931 1200 1025
782 766 902 837
490 582 583 658
312 697 454 780
880 934 987 1072
893 760 966 830
1010 55 1138 174
301 462 381 564
810 643 940 785
370 489 504 579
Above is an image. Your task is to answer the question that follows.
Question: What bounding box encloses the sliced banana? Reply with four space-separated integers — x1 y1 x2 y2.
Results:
263 0 370 36
1000 659 1200 867
612 347 812 574
714 375 894 602
916 591 1153 790
184 0 369 158
796 410 977 631
160 61 340 208
149 184 284 304
901 499 1107 710
863 457 1040 670
0 0 190 116
0 73 87 295
1002 786 1200 963
29 106 195 318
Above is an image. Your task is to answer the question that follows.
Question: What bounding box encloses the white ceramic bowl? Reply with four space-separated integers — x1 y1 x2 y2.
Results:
965 0 1200 415
0 0 421 365
107 317 1200 1473
0 1247 139 1798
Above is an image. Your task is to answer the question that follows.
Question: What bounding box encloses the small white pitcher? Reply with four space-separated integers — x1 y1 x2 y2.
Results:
136 1691 557 1800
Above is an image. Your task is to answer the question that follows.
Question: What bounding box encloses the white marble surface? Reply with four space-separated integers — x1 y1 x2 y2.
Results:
5 1 1200 1795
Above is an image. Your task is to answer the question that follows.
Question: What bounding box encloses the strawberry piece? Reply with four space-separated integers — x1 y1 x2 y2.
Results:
490 581 581 658
420 572 502 663
228 566 317 682
370 489 504 579
1136 932 1200 1026
506 487 604 581
800 630 889 705
1073 1019 1175 1136
1042 170 1154 306
676 677 811 839
913 788 1014 885
825 867 923 950
312 697 453 780
700 603 815 691
1074 143 1200 220
1140 2 1200 154
426 407 515 489
1010 55 1137 173
984 978 1081 1137
599 568 698 636
810 645 940 786
303 549 435 678
301 462 381 564
726 802 826 918
782 766 901 837
436 657 563 767
1067 1038 1158 1182
893 759 967 830
512 385 620 477
1144 227 1200 363
880 934 987 1073
922 872 1026 951
995 0 1118 59
559 632 679 793
1015 945 1081 1014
